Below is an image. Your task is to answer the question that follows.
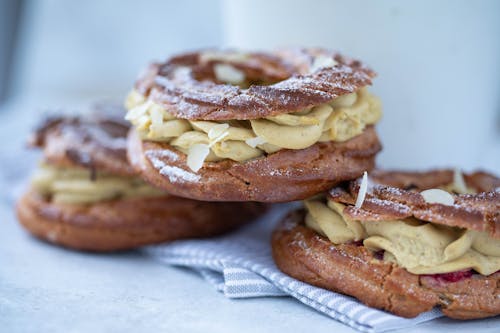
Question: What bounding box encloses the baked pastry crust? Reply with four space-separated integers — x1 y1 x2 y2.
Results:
272 210 500 319
30 105 135 176
17 189 265 252
370 169 500 193
127 126 382 202
330 170 499 237
17 108 267 251
135 48 375 120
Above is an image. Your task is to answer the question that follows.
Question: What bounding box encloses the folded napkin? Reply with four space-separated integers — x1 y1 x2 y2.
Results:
143 205 442 333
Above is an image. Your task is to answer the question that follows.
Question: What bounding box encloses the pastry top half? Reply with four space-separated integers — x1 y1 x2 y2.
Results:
30 103 134 176
304 169 500 276
28 104 165 205
124 48 382 172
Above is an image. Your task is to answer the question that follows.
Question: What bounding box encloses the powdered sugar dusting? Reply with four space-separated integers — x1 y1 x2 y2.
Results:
331 174 499 235
145 149 179 162
159 165 201 183
86 127 128 151
365 197 411 215
376 185 406 196
146 152 200 183
268 168 303 177
140 48 374 120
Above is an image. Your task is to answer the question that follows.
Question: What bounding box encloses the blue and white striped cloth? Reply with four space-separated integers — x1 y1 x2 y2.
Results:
144 205 442 333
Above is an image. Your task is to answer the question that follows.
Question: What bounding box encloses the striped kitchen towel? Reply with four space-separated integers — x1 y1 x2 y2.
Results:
143 205 442 333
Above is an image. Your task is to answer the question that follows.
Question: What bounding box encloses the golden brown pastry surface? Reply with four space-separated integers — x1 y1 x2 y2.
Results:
17 189 265 252
127 126 382 202
272 210 500 319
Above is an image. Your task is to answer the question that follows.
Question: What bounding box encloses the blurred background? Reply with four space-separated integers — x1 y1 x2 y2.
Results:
0 0 499 172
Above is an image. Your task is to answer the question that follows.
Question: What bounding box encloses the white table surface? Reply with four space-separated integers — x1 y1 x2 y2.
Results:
1 99 498 333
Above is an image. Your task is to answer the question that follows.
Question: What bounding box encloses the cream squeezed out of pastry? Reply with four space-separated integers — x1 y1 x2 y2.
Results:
31 164 164 204
304 186 500 276
124 87 382 171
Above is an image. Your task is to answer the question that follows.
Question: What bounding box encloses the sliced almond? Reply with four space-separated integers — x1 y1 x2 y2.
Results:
149 106 164 125
208 123 230 140
186 143 210 172
421 189 454 205
208 131 229 148
214 63 246 85
355 171 368 209
310 55 337 73
453 168 468 194
125 100 152 122
244 136 267 148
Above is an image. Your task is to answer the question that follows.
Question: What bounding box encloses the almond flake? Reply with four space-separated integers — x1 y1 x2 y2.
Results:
208 131 229 148
355 171 368 209
453 168 468 194
208 123 230 140
149 107 163 125
421 189 454 205
186 144 210 172
214 64 245 84
244 136 267 148
310 55 337 73
125 100 152 121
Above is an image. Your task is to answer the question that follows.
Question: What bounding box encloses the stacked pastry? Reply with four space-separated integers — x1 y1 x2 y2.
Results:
15 47 499 318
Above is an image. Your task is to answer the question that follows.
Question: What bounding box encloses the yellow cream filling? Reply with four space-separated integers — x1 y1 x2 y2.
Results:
31 164 164 204
304 198 500 275
124 87 382 165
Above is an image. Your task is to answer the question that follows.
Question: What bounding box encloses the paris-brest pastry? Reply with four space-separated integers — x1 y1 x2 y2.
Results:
125 48 382 202
272 169 500 319
16 105 265 251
